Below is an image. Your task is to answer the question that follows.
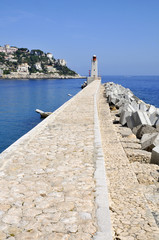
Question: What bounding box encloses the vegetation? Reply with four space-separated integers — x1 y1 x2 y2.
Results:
3 70 10 74
0 46 77 76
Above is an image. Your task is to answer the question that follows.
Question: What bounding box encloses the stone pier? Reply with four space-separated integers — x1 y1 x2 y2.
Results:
0 80 159 240
0 80 111 240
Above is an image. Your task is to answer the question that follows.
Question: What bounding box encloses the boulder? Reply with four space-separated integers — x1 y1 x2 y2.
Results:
147 105 156 115
151 146 159 165
120 111 132 126
132 125 143 136
126 115 136 129
135 124 157 139
133 111 151 126
127 111 151 129
155 118 159 127
139 102 147 112
141 133 159 151
131 101 139 111
149 112 159 126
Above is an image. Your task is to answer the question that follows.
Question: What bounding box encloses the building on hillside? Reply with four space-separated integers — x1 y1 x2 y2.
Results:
56 59 66 66
17 63 29 74
46 65 56 73
34 62 42 71
0 45 18 54
47 53 53 60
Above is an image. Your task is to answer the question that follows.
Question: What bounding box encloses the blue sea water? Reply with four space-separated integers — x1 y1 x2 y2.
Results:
0 76 159 153
0 78 84 153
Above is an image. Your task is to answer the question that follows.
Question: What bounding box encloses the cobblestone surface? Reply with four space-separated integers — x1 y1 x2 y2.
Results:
0 81 101 239
99 85 159 240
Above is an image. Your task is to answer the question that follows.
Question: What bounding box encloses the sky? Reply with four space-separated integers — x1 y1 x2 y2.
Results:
0 0 159 76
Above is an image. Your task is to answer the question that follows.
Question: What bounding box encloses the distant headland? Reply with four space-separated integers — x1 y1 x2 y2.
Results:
0 44 85 79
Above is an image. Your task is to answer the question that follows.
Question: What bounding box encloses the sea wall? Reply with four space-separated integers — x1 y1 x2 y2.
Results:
0 73 85 79
0 80 112 239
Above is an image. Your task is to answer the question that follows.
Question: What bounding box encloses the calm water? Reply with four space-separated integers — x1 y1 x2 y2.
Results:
0 78 84 153
0 76 159 153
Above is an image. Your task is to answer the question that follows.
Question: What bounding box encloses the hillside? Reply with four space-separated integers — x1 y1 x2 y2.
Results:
0 45 80 79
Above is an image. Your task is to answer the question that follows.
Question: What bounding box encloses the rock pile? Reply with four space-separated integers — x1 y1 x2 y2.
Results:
104 82 159 165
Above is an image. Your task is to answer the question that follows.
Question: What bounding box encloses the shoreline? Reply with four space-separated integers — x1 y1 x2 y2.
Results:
0 75 86 80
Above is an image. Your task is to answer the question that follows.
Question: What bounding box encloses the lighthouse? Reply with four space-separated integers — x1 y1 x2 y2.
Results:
91 55 98 78
87 55 101 84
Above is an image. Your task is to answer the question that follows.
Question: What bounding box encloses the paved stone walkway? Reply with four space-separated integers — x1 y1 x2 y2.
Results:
0 81 102 240
99 85 159 240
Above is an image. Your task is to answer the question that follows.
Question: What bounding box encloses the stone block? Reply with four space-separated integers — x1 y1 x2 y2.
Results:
141 133 159 151
131 101 139 111
132 111 151 127
147 105 156 115
132 124 142 136
155 118 159 127
119 104 135 116
149 113 159 126
135 124 157 139
126 115 136 129
151 146 159 165
120 111 132 126
139 102 147 112
115 99 126 108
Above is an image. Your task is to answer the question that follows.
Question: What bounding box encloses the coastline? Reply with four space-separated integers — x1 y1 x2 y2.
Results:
0 73 86 80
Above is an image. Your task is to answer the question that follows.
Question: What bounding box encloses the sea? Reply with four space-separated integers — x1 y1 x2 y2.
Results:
0 76 159 153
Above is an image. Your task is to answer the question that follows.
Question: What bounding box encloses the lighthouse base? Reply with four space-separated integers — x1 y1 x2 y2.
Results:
87 76 101 85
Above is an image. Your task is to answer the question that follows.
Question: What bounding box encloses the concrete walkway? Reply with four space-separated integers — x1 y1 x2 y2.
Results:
0 81 111 240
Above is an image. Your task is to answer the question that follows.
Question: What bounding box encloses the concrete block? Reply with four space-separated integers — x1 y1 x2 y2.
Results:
132 124 142 136
141 133 159 151
155 118 159 127
149 113 159 126
147 105 156 115
131 101 139 111
135 124 157 139
139 102 147 112
120 111 132 126
126 115 136 129
110 96 118 105
151 146 159 165
132 111 151 127
119 103 135 115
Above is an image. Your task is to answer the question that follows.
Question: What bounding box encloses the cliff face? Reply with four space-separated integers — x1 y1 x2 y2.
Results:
0 45 81 78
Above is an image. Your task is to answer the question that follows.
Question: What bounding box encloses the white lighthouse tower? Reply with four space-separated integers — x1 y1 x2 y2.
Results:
87 55 101 84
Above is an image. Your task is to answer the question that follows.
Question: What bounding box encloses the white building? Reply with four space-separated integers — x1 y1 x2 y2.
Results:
47 53 53 60
56 59 66 66
17 63 29 74
0 45 18 54
34 62 42 71
46 65 56 73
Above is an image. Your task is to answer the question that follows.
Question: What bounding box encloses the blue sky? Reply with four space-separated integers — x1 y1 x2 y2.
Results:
0 0 159 75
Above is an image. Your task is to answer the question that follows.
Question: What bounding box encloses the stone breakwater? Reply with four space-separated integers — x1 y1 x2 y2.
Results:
101 82 159 239
0 80 111 240
105 82 159 164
